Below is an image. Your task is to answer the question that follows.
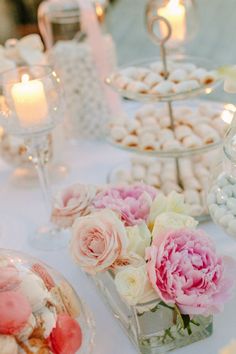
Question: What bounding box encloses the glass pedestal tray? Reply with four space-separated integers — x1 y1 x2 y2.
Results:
106 56 221 103
91 271 213 354
107 99 235 221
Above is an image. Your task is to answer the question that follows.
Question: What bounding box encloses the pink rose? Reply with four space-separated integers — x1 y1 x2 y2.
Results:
51 184 97 228
146 228 236 316
70 209 127 274
92 184 157 226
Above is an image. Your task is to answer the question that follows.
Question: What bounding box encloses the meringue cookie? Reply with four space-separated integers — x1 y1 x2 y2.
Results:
17 314 36 341
144 72 163 87
151 81 173 95
122 135 138 147
19 273 50 312
35 307 57 338
126 81 149 93
114 75 132 90
190 68 208 81
0 335 18 354
169 69 188 83
110 126 128 141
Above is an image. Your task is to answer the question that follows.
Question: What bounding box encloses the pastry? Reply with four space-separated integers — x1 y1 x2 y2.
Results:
0 291 31 335
0 335 18 354
112 60 218 97
31 264 55 291
35 307 57 338
18 337 51 353
0 264 20 291
19 273 50 312
17 314 36 341
110 102 229 152
50 314 82 354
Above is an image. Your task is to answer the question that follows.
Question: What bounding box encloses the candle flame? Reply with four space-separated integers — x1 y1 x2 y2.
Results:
21 74 30 83
96 4 103 17
168 0 180 9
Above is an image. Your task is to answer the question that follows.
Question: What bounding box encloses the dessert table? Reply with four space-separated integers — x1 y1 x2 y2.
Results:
0 138 236 354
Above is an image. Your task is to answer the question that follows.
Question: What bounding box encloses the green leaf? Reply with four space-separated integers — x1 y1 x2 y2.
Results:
190 319 200 327
150 304 160 312
186 323 192 335
174 305 191 331
159 301 174 310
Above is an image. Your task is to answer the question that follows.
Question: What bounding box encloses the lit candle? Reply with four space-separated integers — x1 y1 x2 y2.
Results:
158 0 186 42
11 74 48 127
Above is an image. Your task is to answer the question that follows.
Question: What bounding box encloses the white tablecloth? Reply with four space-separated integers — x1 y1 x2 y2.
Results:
0 139 236 354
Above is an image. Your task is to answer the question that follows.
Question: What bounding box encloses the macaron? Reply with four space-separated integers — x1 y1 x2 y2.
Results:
31 263 55 291
0 291 31 335
50 314 82 354
0 264 20 291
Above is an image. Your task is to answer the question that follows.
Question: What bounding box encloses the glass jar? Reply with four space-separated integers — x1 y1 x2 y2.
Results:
207 116 236 239
91 271 212 354
38 0 83 49
146 0 198 50
0 249 95 353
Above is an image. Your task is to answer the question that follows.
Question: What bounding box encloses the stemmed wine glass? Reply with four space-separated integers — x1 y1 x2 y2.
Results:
0 65 69 251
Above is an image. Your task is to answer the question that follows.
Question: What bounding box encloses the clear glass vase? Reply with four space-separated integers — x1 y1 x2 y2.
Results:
91 271 213 354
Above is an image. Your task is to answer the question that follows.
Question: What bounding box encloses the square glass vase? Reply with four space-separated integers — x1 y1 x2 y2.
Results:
91 271 213 354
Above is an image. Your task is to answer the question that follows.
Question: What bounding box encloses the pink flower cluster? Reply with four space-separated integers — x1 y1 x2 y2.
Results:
146 228 235 316
53 182 236 316
92 184 157 226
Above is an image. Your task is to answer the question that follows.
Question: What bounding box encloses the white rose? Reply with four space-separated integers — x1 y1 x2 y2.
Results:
166 191 188 214
148 191 188 229
153 212 198 235
126 223 151 258
115 265 158 306
219 340 236 354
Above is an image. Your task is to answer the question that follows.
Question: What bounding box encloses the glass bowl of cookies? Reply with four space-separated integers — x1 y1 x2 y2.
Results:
106 56 222 103
0 249 95 354
108 99 234 158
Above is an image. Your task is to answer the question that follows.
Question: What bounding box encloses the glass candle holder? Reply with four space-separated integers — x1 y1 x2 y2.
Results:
146 0 198 50
0 65 69 251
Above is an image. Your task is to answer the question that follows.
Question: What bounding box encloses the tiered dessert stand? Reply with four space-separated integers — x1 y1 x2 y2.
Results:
106 14 234 221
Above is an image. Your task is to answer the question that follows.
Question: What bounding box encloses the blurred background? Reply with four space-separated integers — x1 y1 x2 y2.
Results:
0 0 235 66
1 0 234 103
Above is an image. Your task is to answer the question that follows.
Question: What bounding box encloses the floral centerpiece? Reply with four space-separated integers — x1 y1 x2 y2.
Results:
52 183 236 354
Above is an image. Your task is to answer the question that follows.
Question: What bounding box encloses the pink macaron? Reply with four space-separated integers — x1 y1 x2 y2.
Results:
31 263 55 290
0 290 32 335
0 264 20 291
50 314 82 354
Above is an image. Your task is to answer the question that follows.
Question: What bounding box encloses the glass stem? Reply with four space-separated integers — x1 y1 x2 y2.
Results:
25 136 51 215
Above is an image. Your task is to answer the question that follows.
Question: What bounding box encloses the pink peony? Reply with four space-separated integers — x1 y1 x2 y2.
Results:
92 184 157 226
146 228 236 316
70 209 127 274
51 183 97 228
